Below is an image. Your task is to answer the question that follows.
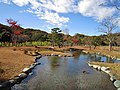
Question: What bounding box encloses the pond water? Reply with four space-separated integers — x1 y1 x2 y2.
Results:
12 51 118 90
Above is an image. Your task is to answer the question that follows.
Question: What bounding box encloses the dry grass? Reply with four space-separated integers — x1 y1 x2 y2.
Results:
90 62 120 80
40 50 72 56
0 47 34 80
54 46 120 58
85 46 120 58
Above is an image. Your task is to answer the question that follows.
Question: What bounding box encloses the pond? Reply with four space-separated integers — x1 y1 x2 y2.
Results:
11 51 118 90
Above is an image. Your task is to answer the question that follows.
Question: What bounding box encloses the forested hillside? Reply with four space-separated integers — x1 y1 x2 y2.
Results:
0 23 120 47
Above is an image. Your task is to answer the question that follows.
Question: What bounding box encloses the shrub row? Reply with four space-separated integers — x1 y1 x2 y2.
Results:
0 41 51 46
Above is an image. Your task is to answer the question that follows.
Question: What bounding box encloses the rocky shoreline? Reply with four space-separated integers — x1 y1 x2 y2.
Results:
88 63 120 90
0 55 42 90
0 48 73 90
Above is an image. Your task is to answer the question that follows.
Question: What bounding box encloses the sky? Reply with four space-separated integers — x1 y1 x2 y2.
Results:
0 0 120 36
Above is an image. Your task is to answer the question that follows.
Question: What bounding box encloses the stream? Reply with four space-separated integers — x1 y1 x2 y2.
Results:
11 51 119 90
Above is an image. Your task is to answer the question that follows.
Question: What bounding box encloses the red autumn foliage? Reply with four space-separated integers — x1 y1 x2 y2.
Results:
14 30 22 35
0 24 2 28
72 36 79 44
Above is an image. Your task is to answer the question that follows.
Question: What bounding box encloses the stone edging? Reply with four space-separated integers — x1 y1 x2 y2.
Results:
0 55 42 90
88 63 120 90
43 53 73 57
82 50 119 60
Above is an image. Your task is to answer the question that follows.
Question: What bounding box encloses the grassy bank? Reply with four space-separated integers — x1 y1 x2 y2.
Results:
0 47 34 81
39 50 72 56
84 46 120 58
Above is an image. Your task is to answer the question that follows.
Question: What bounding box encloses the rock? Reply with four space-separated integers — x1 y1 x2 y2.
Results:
36 55 42 59
19 73 27 79
97 66 101 71
31 52 38 56
22 68 32 74
110 76 116 82
29 64 35 69
93 65 99 69
117 58 120 60
117 88 120 90
82 70 89 74
58 55 62 57
13 76 22 84
88 63 93 67
51 54 54 56
104 70 111 74
29 72 33 75
27 51 31 55
9 79 16 86
22 68 30 72
97 52 101 55
34 62 41 65
114 80 120 88
101 66 110 72
0 84 2 87
109 73 113 77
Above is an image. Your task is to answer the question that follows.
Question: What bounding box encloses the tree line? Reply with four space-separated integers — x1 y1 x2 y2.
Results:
0 18 120 51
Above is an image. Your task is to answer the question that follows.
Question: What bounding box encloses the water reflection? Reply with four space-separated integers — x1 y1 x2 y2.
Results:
49 56 60 69
11 51 119 90
73 50 81 59
86 53 119 63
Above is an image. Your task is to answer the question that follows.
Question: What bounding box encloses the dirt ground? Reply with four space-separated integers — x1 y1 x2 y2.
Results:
0 47 34 81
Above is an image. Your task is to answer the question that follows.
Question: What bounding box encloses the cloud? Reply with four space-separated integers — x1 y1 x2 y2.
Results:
41 11 69 27
39 0 75 13
0 0 119 27
12 0 29 6
77 0 116 21
11 0 71 27
0 0 11 4
33 10 70 27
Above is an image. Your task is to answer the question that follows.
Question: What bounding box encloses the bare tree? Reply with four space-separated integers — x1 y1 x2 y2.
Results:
99 17 119 51
114 0 120 10
101 0 120 10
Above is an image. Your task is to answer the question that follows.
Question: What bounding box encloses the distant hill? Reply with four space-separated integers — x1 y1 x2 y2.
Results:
0 23 120 46
0 23 48 42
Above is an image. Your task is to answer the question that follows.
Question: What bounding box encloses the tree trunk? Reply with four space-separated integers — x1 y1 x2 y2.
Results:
89 45 91 50
109 42 112 51
94 46 96 49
